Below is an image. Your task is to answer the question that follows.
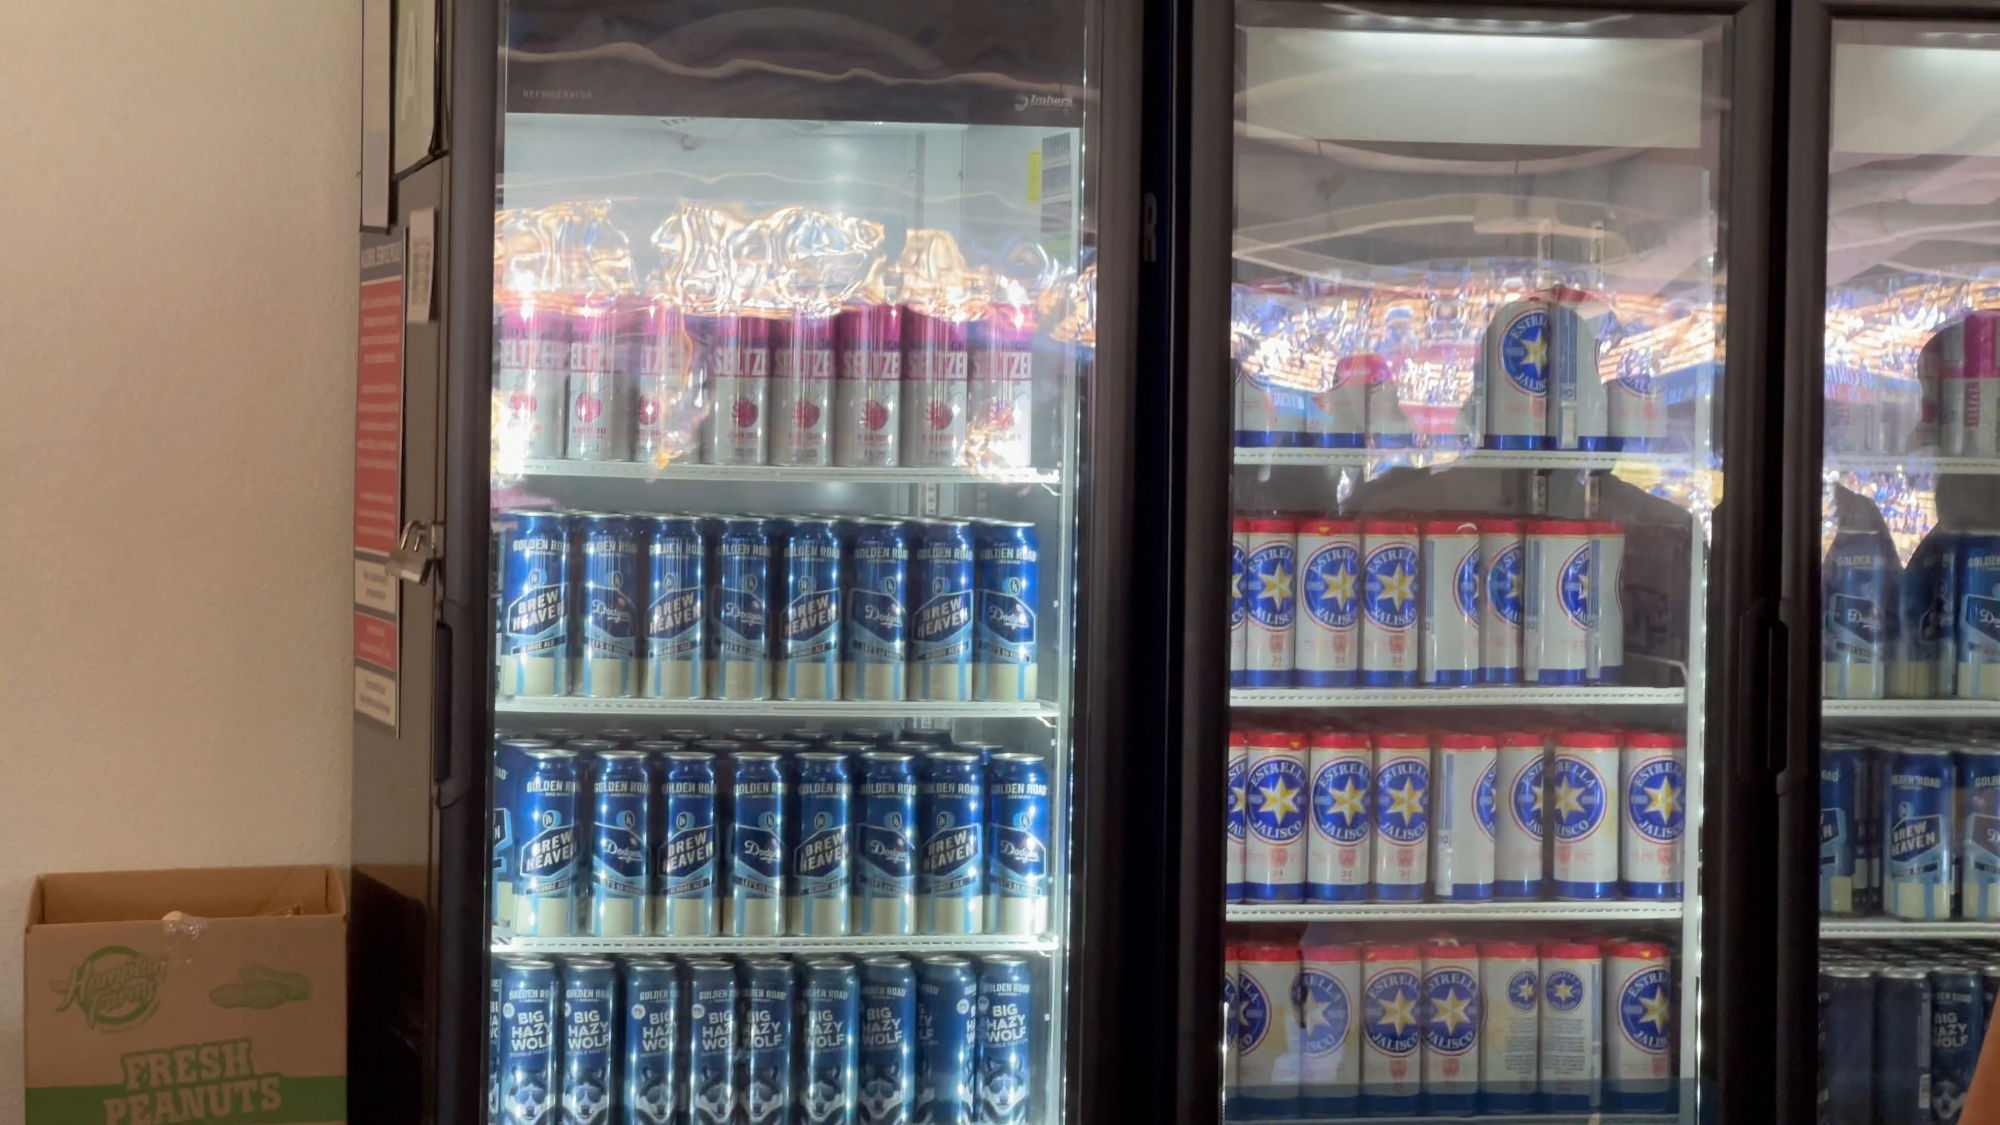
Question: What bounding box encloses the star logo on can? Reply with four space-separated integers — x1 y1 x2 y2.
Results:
1374 759 1428 845
1248 757 1308 844
1550 756 1608 842
1304 543 1361 631
1474 762 1498 840
1559 546 1594 628
1627 758 1686 843
1423 968 1480 1055
1301 969 1353 1060
1510 758 1545 839
1544 970 1586 1012
1500 309 1549 395
1487 544 1524 627
1617 966 1673 1052
1312 757 1371 846
1363 970 1422 1055
1236 971 1272 1053
1507 969 1538 1012
1364 545 1419 631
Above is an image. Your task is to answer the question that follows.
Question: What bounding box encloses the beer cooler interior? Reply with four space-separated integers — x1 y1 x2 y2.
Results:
1220 9 1727 1123
1813 20 2000 1125
484 2 1105 1124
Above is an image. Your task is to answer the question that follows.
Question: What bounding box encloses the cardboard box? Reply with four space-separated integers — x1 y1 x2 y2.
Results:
23 865 347 1125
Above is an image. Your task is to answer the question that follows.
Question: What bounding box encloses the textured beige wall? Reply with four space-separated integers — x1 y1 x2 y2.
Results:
0 2 358 1115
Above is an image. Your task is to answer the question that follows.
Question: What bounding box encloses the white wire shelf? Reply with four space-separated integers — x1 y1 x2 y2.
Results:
1233 446 1693 473
1823 698 2000 720
495 696 1058 720
493 933 1058 956
1230 686 1683 709
507 458 1061 486
1821 918 2000 940
1827 454 2000 477
1228 901 1681 924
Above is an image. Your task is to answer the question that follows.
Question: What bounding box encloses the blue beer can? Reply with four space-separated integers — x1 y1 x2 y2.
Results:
645 515 706 700
561 957 619 1125
713 518 773 701
920 750 986 935
1876 967 1933 1125
976 956 1035 1125
1821 744 1862 914
682 958 739 1125
737 958 795 1125
1818 966 1874 1125
910 520 977 702
1884 747 1955 920
513 748 581 937
859 956 918 1125
588 749 651 937
493 738 549 930
783 518 845 701
500 509 573 697
986 753 1051 936
800 958 861 1125
499 957 561 1125
489 967 503 1123
1931 968 1985 1124
855 751 920 935
1962 747 2000 919
596 728 647 749
790 750 854 936
846 519 910 702
621 957 678 1125
917 955 980 1125
973 521 1039 703
653 749 719 936
728 750 786 937
577 513 642 698
1823 527 1893 700
1960 530 2000 698
1892 525 1956 698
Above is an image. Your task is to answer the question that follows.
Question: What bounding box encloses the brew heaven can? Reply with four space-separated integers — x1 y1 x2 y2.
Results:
1231 522 1251 686
859 956 918 1125
1964 747 2000 919
587 748 650 937
1495 729 1546 899
682 958 738 1125
1526 520 1597 685
1821 743 1861 914
577 513 641 698
1307 730 1371 901
1539 939 1603 1112
514 748 581 937
855 751 919 935
974 521 1039 702
1421 939 1482 1114
492 739 540 929
728 751 786 937
987 752 1052 934
770 314 835 467
1241 517 1298 687
644 516 706 699
799 958 860 1125
1359 942 1421 1114
697 313 771 466
1958 530 2000 698
1592 520 1625 683
1604 942 1673 1110
1359 519 1420 687
1551 731 1620 900
1371 733 1430 901
1479 940 1539 1113
903 310 971 467
1825 527 1893 700
1420 518 1482 686
919 751 986 934
977 956 1035 1125
1479 518 1526 684
968 306 1036 469
1236 941 1303 1117
496 298 568 461
1245 730 1309 902
1296 518 1361 687
499 957 560 1125
500 510 572 698
713 518 773 700
1886 746 1954 919
916 955 980 1125
1483 300 1550 449
845 519 909 702
560 958 617 1125
911 520 977 702
655 749 719 936
780 518 843 702
1299 942 1360 1116
1622 732 1686 899
566 299 633 462
835 303 902 467
623 957 678 1125
790 751 853 936
1432 733 1497 901
738 958 795 1125
1227 731 1247 903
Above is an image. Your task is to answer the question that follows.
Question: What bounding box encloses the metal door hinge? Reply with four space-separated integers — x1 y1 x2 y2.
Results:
392 520 445 585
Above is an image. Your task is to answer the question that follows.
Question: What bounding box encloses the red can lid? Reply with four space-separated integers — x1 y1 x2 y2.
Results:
1302 942 1362 963
1588 520 1625 536
1311 730 1372 751
1554 730 1621 749
1625 731 1683 751
1478 517 1527 534
1228 730 1247 747
1298 518 1360 536
1479 939 1539 959
1605 940 1671 961
1421 518 1480 536
1528 519 1595 536
1224 942 1238 960
1238 517 1295 534
1244 729 1306 749
1360 518 1421 536
1237 941 1300 964
1541 939 1602 959
1496 730 1546 749
1375 732 1430 751
1438 733 1498 751
1364 943 1420 962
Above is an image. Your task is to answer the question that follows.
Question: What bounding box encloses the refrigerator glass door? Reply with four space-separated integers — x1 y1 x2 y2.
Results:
1815 21 2000 1125
484 4 1099 1124
1223 7 1727 1122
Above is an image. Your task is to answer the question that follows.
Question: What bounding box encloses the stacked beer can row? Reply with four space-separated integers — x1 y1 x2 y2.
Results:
1225 933 1675 1118
1821 730 2000 921
496 509 1038 703
1825 309 2000 457
490 951 1038 1125
1228 725 1685 906
493 728 1049 940
1822 521 2000 701
1818 942 2000 1125
1232 513 1626 690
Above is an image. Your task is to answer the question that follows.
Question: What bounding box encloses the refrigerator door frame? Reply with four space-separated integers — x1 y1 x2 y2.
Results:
1158 0 1783 1122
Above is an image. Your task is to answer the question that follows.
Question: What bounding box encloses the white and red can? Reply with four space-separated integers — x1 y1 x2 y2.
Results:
1243 729 1309 902
1482 300 1550 449
902 308 970 467
1236 941 1304 1115
1306 355 1373 449
1365 358 1417 449
1421 938 1482 1114
834 303 902 467
1477 939 1540 1113
1296 518 1361 687
567 298 633 461
968 305 1036 469
1962 310 2000 456
495 295 569 460
695 313 771 465
1420 519 1482 687
1360 518 1421 687
1494 729 1547 899
1608 349 1670 452
1240 517 1297 688
1604 941 1673 1110
1591 520 1626 683
1432 733 1497 901
769 314 835 467
1299 941 1362 1115
1550 730 1621 900
1539 939 1603 1112
1358 943 1423 1113
1525 520 1597 685
1231 519 1251 686
1307 730 1372 901
1371 732 1430 900
1546 297 1610 451
1227 730 1248 903
629 297 701 464
1479 518 1526 684
1621 732 1686 900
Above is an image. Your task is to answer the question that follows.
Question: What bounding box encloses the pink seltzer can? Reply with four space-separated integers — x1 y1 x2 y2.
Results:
694 313 771 466
566 298 633 461
967 305 1036 469
902 308 971 467
835 303 903 467
770 314 836 467
495 297 568 460
628 297 701 464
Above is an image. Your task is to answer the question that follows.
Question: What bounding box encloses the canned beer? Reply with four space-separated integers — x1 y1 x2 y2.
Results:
1963 747 2000 919
622 957 679 1125
855 751 919 935
1432 733 1497 901
1821 744 1862 914
1371 733 1430 901
500 510 572 697
1593 520 1625 683
1604 942 1672 1111
587 748 651 937
1420 519 1482 686
654 749 720 936
1893 525 1956 699
1237 941 1303 1118
560 958 618 1125
858 957 918 1125
1526 520 1597 685
695 313 771 466
1957 530 2000 698
1296 518 1361 687
835 303 902 467
681 958 738 1125
1551 731 1619 900
498 956 561 1125
713 518 774 700
919 750 986 934
1358 943 1421 1114
1245 729 1309 902
974 521 1039 702
780 518 843 702
1359 519 1420 687
1231 522 1250 686
1307 354 1372 448
1931 967 1985 1124
771 314 835 467
903 310 971 467
566 297 633 462
1547 299 1610 451
1483 300 1550 449
845 519 910 702
1539 939 1603 1113
799 959 861 1125
1479 518 1526 684
513 747 581 937
1306 730 1371 902
986 752 1052 934
910 520 977 702
976 955 1036 1125
727 751 786 937
1478 940 1539 1113
645 516 706 700
1241 517 1298 687
790 751 853 936
1299 942 1361 1116
1825 527 1893 700
1622 732 1686 899
1495 729 1546 900
577 513 642 698
1885 746 1954 919
1875 967 1932 1125
737 958 795 1125
1421 939 1482 1114
916 956 980 1125
1227 731 1248 903
968 306 1035 469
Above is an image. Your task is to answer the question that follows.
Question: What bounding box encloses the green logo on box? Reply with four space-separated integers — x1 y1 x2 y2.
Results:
53 946 167 1031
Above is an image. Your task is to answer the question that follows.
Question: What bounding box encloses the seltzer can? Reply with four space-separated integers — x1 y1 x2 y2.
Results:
967 307 1035 469
835 303 902 467
495 298 568 461
902 311 971 467
1307 730 1371 902
696 314 771 466
630 298 701 464
771 314 836 467
567 301 633 461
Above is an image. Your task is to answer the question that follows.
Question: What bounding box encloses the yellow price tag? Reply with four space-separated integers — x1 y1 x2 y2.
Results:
1027 150 1042 205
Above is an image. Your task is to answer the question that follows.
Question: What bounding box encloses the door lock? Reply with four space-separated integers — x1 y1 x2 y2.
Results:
392 520 445 585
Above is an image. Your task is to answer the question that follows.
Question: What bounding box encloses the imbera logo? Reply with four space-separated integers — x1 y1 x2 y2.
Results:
111 1038 282 1124
53 946 166 1031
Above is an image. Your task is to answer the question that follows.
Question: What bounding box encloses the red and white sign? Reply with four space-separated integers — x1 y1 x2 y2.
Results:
353 233 403 730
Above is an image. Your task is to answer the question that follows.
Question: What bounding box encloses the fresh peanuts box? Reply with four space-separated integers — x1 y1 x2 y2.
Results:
23 865 347 1125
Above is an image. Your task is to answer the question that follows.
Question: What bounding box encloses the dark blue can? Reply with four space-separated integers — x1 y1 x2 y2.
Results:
577 513 642 698
1959 530 2000 697
780 518 844 702
489 966 504 1123
1876 967 1932 1125
682 958 738 1125
597 728 647 749
1893 525 1956 697
1885 747 1955 920
846 519 910 702
919 751 986 935
1932 968 1985 1124
800 958 861 1125
791 751 854 936
909 520 977 702
737 958 795 1125
645 515 706 700
972 521 1039 703
729 751 786 937
1821 745 1861 915
494 738 550 929
561 958 619 1125
654 750 719 936
513 748 582 937
1824 527 1893 700
621 958 678 1125
976 956 1035 1125
1818 966 1874 1125
500 509 573 697
916 955 979 1125
714 517 774 701
500 957 561 1125
855 751 919 935
858 956 917 1125
986 753 1051 936
588 749 651 937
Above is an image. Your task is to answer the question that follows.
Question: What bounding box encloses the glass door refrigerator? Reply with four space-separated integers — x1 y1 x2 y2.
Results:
1789 6 2000 1124
349 1 1144 1123
1141 0 1785 1121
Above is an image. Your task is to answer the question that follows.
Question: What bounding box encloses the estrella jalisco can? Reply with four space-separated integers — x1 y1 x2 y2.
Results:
1550 730 1620 900
1420 518 1482 687
1241 517 1297 687
780 518 843 702
919 750 986 934
973 520 1039 702
1306 730 1370 901
789 750 854 936
855 750 919 935
1296 518 1361 687
1359 519 1420 687
713 518 773 700
577 513 641 698
653 748 719 936
499 509 572 697
910 520 977 701
644 515 705 700
845 519 909 702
